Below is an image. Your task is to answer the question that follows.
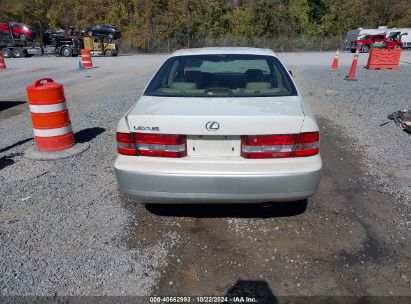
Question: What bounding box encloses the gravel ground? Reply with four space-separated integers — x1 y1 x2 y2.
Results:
1 55 176 295
292 62 411 206
0 52 410 297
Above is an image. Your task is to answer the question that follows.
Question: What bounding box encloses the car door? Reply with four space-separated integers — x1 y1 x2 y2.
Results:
0 23 9 34
93 25 101 36
12 24 22 37
102 25 111 36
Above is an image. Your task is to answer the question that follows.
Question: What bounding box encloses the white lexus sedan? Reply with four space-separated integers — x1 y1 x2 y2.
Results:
114 47 322 203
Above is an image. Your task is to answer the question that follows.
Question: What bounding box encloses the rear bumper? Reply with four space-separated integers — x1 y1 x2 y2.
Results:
114 155 322 204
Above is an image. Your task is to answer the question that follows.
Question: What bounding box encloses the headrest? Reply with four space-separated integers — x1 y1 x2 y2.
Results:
185 71 204 82
245 69 264 81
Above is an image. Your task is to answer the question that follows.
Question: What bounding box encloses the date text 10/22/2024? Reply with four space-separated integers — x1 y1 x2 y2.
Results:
149 296 258 303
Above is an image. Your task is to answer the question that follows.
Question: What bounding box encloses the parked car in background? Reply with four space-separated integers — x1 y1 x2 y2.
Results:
350 33 403 53
0 21 36 40
343 26 388 49
385 31 405 49
351 34 386 52
114 47 322 204
86 24 121 39
386 29 411 49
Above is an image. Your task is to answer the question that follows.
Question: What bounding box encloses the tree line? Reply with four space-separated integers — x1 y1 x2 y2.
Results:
1 0 410 50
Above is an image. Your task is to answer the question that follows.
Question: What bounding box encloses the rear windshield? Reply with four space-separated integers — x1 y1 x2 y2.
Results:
144 54 297 97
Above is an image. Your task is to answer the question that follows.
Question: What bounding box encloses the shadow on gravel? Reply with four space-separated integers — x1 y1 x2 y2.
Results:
0 138 33 154
145 200 307 218
0 101 25 112
0 152 23 170
74 127 105 143
226 280 277 303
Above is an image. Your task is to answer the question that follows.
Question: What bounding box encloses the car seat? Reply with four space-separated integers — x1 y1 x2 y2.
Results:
184 71 205 88
245 69 265 82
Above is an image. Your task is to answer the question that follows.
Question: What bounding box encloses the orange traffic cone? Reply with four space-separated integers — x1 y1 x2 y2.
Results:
345 47 360 81
330 49 339 71
0 52 6 70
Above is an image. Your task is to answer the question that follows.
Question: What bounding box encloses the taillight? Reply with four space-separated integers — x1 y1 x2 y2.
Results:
294 132 320 157
135 133 187 158
116 132 137 155
241 132 319 159
116 132 187 157
241 134 297 159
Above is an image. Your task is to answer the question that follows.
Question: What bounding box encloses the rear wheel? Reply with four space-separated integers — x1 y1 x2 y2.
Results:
54 48 61 57
61 47 72 57
104 49 113 56
12 47 24 58
2 48 12 58
361 45 370 53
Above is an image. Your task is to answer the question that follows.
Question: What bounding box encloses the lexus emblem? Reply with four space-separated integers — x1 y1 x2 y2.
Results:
205 121 220 131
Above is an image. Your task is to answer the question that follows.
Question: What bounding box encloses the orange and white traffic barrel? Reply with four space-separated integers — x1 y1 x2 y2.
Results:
0 51 6 70
81 49 93 69
26 78 75 151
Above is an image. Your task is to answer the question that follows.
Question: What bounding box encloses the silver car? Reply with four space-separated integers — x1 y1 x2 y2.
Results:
114 47 322 203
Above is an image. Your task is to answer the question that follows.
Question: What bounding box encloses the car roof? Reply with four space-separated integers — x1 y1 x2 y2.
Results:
9 21 26 25
170 47 277 57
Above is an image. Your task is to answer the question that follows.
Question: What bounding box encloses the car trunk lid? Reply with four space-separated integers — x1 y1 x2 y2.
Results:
126 96 304 135
126 96 305 157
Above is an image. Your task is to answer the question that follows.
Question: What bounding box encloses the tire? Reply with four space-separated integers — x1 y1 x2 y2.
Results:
361 45 370 53
2 48 12 58
104 49 113 56
108 33 114 39
12 47 24 58
394 44 402 49
19 33 26 40
88 31 93 37
61 47 72 57
54 48 61 57
350 49 355 53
